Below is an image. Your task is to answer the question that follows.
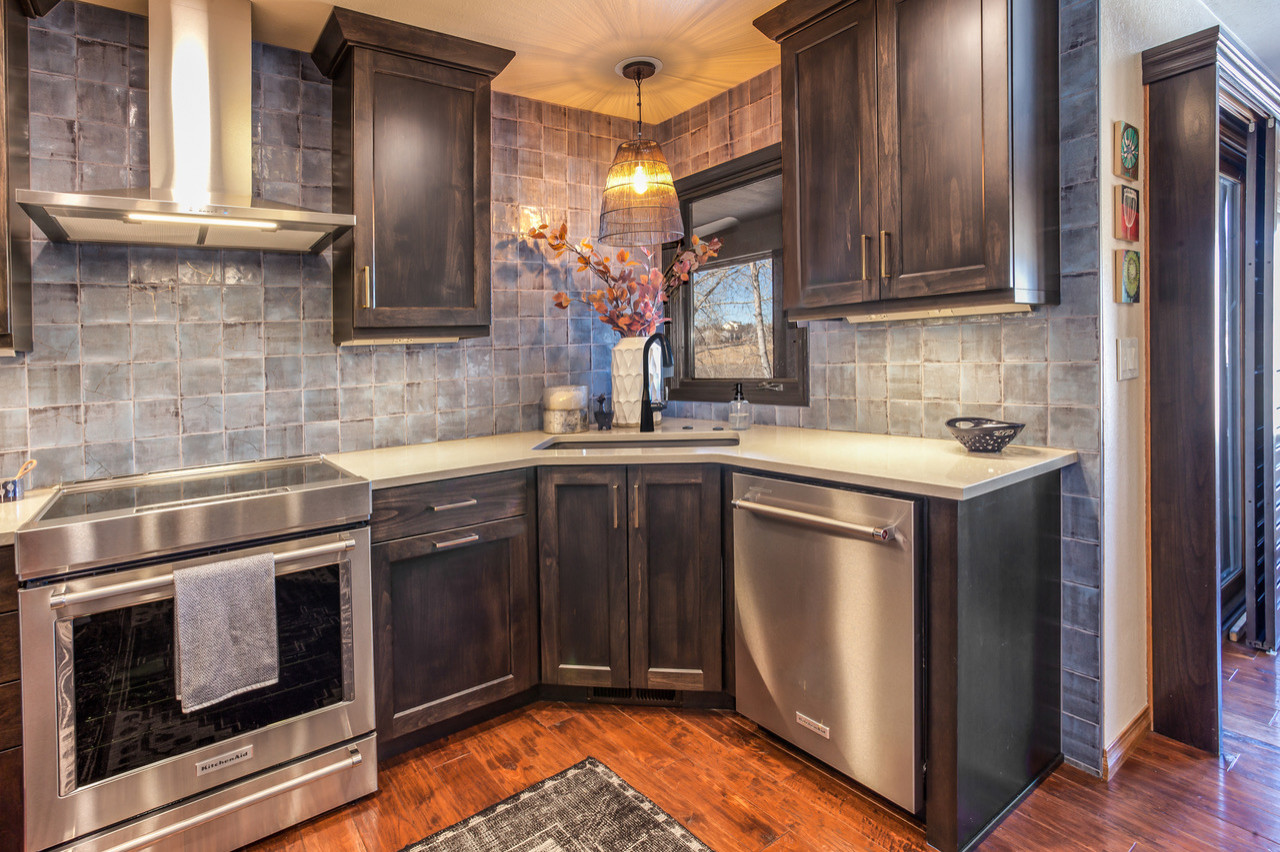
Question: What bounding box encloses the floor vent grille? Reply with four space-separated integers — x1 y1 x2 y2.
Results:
588 687 679 705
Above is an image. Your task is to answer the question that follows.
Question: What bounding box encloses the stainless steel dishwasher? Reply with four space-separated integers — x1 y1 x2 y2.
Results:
732 472 923 813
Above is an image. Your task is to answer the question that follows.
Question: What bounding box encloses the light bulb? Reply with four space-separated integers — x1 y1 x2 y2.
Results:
631 164 649 195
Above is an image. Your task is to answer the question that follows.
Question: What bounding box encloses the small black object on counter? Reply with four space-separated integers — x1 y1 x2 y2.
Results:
945 417 1025 453
594 394 614 431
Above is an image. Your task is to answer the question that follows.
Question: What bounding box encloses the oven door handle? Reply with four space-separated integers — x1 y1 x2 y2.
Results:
47 538 357 610
103 746 364 852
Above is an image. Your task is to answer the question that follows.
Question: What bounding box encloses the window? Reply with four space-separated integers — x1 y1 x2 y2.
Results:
667 145 808 406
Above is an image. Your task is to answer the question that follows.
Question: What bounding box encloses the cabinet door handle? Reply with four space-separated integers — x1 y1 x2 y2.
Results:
612 484 620 529
360 265 372 309
632 481 640 529
427 498 477 512
880 231 890 279
434 533 480 551
861 234 871 281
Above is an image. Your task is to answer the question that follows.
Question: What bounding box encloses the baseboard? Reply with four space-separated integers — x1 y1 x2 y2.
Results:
1104 706 1152 779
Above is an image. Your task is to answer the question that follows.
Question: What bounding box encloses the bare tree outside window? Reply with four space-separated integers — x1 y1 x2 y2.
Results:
691 256 775 379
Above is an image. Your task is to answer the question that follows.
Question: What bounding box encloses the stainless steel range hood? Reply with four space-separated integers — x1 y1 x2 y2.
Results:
16 0 352 254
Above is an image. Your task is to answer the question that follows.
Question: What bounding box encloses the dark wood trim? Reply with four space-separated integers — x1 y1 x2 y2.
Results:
754 0 854 42
1143 26 1280 116
1147 62 1224 755
311 6 514 81
0 0 30 354
666 141 809 406
0 546 13 613
1103 706 1152 780
16 0 55 18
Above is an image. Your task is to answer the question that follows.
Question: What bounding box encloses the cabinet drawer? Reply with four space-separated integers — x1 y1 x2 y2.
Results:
0 681 18 751
372 470 529 542
0 613 15 684
0 546 13 613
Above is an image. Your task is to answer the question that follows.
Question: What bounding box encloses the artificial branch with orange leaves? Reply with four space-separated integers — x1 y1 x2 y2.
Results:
526 222 722 338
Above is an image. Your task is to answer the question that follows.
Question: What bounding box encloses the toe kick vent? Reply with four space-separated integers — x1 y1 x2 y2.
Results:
588 687 679 705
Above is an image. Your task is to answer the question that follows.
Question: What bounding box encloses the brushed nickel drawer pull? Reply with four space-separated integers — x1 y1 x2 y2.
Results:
861 234 871 281
880 231 890 279
633 481 640 529
612 484 620 529
360 265 372 309
434 533 480 551
427 497 478 512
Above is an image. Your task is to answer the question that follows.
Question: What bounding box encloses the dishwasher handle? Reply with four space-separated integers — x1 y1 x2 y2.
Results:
731 497 895 543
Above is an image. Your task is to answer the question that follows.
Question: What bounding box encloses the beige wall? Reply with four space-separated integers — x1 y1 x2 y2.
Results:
1098 0 1220 745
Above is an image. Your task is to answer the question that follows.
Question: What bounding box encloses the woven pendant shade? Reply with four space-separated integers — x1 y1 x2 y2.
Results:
598 138 684 246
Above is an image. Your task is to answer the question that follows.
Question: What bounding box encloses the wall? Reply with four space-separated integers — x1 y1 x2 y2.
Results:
658 12 1108 772
1097 0 1220 749
0 0 627 489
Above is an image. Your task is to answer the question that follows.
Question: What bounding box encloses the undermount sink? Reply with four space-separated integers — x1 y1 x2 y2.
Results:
534 431 741 451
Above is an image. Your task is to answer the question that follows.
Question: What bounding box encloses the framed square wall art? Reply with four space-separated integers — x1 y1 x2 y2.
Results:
1114 121 1140 181
1115 185 1140 242
1116 249 1140 303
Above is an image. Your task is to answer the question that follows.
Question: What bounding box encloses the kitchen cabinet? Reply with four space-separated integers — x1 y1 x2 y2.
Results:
0 0 32 356
755 0 1059 320
313 9 514 345
537 465 723 692
370 471 537 755
0 544 20 852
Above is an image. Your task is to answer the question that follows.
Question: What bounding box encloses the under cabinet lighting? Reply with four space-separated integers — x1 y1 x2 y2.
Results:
125 212 280 231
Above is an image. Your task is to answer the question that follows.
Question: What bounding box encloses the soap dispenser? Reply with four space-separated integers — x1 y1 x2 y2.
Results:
728 383 752 431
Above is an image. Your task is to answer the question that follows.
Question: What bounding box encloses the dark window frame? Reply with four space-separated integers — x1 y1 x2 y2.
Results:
666 144 809 407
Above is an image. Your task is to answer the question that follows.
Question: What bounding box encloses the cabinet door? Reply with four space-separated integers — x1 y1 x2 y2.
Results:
538 467 630 687
372 515 536 741
876 0 1010 299
628 465 723 691
781 0 880 312
350 49 490 330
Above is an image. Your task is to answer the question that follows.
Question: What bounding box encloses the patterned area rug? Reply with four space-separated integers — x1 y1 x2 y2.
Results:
399 757 712 852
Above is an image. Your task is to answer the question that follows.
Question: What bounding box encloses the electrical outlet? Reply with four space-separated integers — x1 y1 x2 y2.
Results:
1117 337 1139 381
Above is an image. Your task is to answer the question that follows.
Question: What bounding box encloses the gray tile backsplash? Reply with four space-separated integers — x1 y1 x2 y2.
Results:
4 0 1106 773
0 0 625 487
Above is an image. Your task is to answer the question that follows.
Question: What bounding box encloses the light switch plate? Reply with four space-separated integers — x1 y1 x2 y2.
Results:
1117 337 1140 381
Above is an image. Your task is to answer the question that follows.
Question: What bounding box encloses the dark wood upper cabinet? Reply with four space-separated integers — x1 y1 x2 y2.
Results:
313 8 514 345
756 0 1058 320
782 0 880 311
0 0 31 356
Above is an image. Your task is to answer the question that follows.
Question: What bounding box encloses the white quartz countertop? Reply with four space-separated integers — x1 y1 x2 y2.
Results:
0 488 55 546
329 419 1077 502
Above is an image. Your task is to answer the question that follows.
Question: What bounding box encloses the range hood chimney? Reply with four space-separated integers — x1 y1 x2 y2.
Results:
16 0 352 254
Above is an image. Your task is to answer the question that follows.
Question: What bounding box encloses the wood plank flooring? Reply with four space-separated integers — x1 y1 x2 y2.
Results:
251 642 1280 851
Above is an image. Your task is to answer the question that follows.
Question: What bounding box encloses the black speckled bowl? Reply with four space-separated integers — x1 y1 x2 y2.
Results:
945 417 1025 453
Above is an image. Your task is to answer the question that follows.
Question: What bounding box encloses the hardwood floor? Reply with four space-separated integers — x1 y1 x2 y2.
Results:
252 643 1280 851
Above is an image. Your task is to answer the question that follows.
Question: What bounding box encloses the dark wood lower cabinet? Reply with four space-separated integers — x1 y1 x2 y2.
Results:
0 746 19 852
537 467 630 687
629 465 722 691
0 543 18 852
537 465 724 692
372 514 537 747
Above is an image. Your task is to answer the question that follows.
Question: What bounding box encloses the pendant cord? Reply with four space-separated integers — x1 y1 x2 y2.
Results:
635 75 643 140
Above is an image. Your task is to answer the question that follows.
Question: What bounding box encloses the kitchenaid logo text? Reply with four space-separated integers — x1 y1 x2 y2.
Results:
196 746 253 776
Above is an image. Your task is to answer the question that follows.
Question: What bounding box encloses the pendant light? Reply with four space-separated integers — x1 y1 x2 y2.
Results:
598 58 684 247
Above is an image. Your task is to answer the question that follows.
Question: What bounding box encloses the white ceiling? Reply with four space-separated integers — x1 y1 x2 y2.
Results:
82 0 784 122
1200 0 1280 80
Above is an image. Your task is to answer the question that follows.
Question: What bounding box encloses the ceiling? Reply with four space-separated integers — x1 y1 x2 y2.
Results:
1201 0 1280 79
82 0 784 122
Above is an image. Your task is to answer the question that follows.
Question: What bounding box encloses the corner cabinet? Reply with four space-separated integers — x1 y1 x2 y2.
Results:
537 465 724 693
313 9 514 345
755 0 1059 321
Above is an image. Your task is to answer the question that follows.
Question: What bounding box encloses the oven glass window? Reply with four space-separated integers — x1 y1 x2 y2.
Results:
70 565 345 786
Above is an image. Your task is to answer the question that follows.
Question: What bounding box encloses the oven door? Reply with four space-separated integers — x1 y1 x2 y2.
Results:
19 528 374 852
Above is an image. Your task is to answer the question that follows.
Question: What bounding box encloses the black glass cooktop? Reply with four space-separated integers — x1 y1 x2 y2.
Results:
37 457 359 524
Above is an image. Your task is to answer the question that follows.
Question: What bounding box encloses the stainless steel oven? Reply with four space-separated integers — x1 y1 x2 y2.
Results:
16 457 377 852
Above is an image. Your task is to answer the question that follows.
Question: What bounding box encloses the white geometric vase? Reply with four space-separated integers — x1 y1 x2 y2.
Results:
611 336 662 428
